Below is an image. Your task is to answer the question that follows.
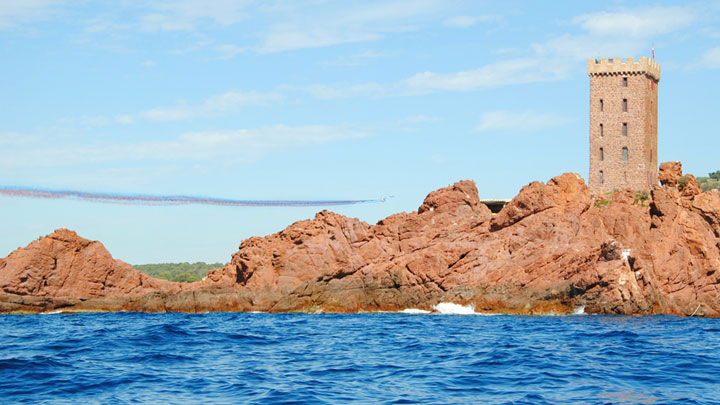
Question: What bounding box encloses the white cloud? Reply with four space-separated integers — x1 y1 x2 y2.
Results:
138 0 251 32
255 0 442 53
475 111 571 133
259 26 380 54
140 90 282 121
400 58 566 94
114 115 135 125
321 50 387 67
77 115 135 126
443 15 493 28
400 115 439 124
536 6 695 62
289 5 696 99
572 6 695 39
699 46 720 69
289 82 386 99
65 90 282 127
76 0 443 55
0 125 370 168
0 132 39 146
215 44 248 59
0 0 59 30
293 57 569 98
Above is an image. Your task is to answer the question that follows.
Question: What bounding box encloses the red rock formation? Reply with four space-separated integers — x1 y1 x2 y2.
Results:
3 163 720 316
659 161 682 187
0 229 182 299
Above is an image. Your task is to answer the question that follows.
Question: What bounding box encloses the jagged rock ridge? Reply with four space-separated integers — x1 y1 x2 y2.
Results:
2 162 720 316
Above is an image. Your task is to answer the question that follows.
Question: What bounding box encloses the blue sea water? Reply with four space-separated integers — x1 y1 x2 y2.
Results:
1 313 719 404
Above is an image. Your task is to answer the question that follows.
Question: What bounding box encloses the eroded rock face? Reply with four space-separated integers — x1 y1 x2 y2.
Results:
3 164 720 317
659 161 683 187
0 229 182 299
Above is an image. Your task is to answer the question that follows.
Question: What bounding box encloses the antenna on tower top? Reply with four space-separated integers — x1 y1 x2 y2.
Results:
652 44 655 59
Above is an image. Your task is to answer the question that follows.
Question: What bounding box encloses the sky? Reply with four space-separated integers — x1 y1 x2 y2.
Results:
2 0 720 264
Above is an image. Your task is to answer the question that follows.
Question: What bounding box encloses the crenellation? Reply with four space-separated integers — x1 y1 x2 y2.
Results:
587 56 660 82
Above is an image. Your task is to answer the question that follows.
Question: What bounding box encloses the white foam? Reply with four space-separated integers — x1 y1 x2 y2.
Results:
432 302 476 315
573 306 586 315
399 308 431 314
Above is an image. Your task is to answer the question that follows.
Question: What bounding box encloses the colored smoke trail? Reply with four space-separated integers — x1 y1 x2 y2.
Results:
0 186 389 207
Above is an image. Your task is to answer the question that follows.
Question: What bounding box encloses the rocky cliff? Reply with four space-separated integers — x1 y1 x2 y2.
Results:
2 162 720 316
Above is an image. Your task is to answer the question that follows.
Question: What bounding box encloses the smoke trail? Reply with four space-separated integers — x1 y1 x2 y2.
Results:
0 186 389 207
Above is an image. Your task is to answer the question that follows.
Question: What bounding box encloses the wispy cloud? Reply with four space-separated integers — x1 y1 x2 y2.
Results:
77 115 135 126
138 0 251 32
572 6 695 39
399 58 566 94
68 90 282 126
0 132 39 146
214 44 248 59
442 15 494 28
475 111 571 132
534 6 696 62
255 0 442 53
290 57 567 98
321 50 387 67
400 115 440 124
75 0 444 57
140 90 282 121
288 5 696 99
698 46 720 69
2 125 370 169
0 0 60 30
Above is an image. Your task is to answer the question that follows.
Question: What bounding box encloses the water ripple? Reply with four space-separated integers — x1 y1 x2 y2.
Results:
0 313 719 403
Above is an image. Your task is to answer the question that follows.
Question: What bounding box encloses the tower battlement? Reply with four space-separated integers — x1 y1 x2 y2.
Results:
587 57 660 82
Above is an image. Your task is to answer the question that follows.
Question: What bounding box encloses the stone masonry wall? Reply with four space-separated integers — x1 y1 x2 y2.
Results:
588 57 659 195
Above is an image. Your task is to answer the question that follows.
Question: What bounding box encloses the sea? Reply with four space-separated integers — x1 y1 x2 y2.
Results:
1 307 719 404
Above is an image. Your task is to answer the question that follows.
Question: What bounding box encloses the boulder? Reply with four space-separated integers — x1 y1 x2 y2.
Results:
659 161 682 187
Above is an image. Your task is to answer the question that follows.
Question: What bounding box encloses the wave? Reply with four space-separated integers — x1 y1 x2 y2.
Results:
432 302 476 315
398 308 431 314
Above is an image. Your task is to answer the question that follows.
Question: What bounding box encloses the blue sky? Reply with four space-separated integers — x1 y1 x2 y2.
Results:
2 0 719 264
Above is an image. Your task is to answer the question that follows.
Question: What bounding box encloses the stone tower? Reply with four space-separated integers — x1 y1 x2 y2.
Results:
588 57 660 194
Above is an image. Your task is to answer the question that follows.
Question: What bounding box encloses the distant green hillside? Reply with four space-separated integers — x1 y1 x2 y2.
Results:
133 262 223 283
697 170 720 192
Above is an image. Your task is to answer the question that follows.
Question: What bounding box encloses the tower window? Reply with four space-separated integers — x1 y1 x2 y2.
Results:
599 147 604 161
622 123 628 136
599 123 603 136
623 77 628 87
600 99 604 111
622 147 629 161
600 171 604 184
623 99 628 112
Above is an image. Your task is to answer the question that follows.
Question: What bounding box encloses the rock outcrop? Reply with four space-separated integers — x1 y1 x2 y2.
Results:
3 162 720 316
0 229 183 303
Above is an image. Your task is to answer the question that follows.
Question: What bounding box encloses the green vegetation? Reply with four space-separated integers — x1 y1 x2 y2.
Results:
133 262 223 283
678 175 690 189
594 198 610 208
697 170 720 192
634 190 649 206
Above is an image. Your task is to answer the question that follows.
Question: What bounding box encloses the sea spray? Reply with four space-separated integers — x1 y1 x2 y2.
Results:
432 302 476 315
399 308 431 314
